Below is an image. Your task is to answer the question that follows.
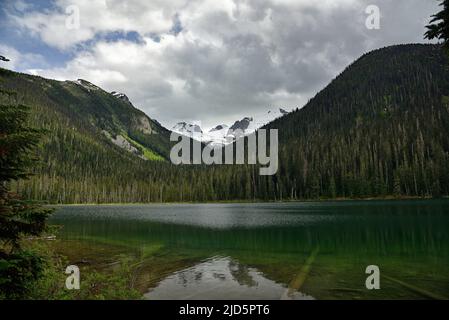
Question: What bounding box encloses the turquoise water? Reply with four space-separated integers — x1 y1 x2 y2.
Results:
50 200 449 300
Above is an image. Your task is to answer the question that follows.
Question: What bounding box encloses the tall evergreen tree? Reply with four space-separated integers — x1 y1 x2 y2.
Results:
0 103 53 299
425 0 449 52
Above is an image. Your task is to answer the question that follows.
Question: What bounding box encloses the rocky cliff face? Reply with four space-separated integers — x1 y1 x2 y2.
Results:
133 115 153 135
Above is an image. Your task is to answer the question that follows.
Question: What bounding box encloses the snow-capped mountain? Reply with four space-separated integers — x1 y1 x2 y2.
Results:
173 122 203 134
172 107 292 146
172 122 204 141
207 124 230 144
228 117 254 132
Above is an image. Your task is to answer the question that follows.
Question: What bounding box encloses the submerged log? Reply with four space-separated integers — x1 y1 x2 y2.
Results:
281 247 319 299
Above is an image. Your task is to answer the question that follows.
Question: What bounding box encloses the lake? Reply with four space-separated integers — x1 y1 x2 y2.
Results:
49 200 449 300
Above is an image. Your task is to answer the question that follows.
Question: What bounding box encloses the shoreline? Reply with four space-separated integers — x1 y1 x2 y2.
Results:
45 196 448 207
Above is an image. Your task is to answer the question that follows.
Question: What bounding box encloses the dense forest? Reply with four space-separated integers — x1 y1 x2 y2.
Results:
1 43 449 203
266 44 449 199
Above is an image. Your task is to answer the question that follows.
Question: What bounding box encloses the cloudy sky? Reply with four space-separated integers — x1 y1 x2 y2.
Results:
0 0 439 129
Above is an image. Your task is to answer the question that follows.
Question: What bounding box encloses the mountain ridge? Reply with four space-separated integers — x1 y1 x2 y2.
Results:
0 68 172 162
2 43 449 203
172 108 292 145
265 43 449 198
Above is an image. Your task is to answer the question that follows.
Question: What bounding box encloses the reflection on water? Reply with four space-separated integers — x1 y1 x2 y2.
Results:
145 256 314 300
50 200 449 299
51 202 337 229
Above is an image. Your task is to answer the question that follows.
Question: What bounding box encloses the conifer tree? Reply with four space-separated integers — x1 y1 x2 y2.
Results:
425 0 449 53
0 103 53 299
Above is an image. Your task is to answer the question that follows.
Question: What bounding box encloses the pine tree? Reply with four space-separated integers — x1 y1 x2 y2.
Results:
425 0 449 53
329 176 337 198
0 103 53 299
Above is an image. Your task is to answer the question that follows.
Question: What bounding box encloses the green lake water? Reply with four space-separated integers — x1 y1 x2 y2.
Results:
49 200 449 300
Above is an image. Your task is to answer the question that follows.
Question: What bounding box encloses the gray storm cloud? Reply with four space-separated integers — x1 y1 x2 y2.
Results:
2 0 438 129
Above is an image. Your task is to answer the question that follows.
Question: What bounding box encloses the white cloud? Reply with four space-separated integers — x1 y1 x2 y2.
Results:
4 0 439 129
8 0 191 50
0 44 46 71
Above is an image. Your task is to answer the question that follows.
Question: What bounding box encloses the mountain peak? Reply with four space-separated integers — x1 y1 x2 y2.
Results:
111 91 131 104
209 124 229 133
72 79 100 92
229 117 253 132
173 107 291 146
173 122 203 134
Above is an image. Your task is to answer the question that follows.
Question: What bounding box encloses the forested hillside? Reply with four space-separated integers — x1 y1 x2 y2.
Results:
0 69 176 202
265 44 449 199
1 43 449 203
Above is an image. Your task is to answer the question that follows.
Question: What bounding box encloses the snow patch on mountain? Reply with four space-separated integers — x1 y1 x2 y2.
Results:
72 79 101 92
111 91 131 104
172 107 292 146
173 122 203 134
172 122 204 141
